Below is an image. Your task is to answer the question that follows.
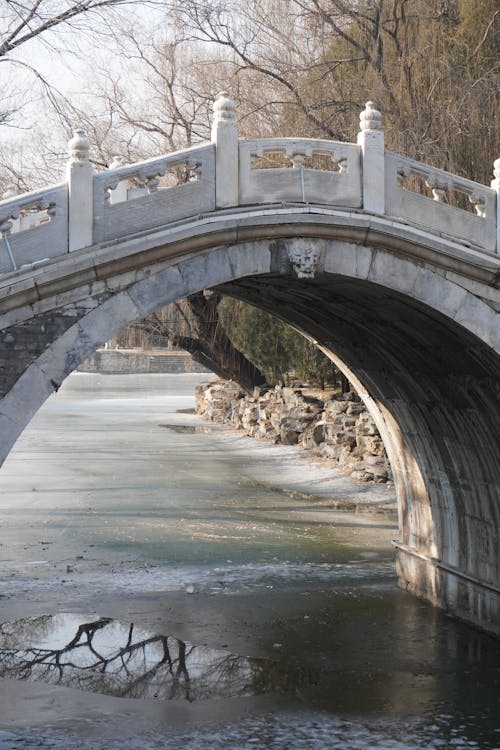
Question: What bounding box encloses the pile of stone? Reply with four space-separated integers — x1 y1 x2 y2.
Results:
195 381 392 483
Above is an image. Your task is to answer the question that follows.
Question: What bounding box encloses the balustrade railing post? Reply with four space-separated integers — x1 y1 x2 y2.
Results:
67 129 93 252
357 101 384 214
2 185 20 233
491 157 500 255
108 156 128 205
212 92 239 208
1 186 20 270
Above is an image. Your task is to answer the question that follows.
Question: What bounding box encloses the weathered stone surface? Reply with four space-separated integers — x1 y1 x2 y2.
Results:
0 306 89 398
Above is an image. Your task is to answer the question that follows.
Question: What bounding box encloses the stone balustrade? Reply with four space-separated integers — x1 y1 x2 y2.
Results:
385 152 497 252
0 94 498 275
0 184 67 271
92 144 215 245
238 137 361 206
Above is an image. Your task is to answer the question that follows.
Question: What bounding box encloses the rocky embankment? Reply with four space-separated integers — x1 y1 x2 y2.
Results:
195 381 392 483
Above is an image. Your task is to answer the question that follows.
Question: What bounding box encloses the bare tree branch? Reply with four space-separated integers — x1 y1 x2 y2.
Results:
0 0 168 58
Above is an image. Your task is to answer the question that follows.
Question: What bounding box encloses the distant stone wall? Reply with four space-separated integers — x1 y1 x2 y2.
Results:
195 381 392 483
79 349 209 374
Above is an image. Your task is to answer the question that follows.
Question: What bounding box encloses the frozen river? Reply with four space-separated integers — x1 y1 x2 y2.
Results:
0 373 498 749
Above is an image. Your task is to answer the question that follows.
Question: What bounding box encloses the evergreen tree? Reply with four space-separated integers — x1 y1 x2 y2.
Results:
220 299 340 388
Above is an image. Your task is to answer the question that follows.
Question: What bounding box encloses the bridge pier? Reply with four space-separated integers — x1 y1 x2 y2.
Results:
396 545 500 636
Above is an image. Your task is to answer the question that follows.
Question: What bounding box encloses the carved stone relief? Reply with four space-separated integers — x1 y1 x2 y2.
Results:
287 239 321 279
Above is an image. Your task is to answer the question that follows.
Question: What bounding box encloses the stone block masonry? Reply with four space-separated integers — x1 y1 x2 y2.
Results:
195 380 392 483
79 349 209 374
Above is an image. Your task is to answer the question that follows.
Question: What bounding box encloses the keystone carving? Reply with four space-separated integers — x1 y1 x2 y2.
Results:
288 240 320 279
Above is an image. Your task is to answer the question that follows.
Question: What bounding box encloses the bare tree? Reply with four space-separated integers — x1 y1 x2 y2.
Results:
135 293 267 393
168 0 499 178
0 615 296 700
0 1 139 119
0 0 143 60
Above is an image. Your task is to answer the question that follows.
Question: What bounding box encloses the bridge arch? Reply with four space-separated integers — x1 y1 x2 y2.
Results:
1 231 498 636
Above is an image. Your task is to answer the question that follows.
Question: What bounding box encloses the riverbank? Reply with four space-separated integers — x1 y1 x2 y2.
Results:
195 380 393 486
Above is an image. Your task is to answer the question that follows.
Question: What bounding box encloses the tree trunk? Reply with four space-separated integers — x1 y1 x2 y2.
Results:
139 291 267 394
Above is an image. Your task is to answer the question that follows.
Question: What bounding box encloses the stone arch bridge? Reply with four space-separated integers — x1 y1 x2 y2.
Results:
0 96 499 636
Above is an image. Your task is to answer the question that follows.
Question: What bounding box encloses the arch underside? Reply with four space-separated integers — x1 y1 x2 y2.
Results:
1 234 499 635
216 274 500 633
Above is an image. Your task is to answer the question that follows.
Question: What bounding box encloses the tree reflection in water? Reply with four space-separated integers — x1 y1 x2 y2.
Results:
0 614 298 701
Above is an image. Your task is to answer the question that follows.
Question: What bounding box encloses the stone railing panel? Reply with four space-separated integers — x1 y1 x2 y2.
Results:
385 152 497 252
93 144 216 244
239 138 362 207
0 184 68 273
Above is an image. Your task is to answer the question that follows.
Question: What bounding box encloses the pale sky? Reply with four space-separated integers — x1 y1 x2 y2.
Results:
0 2 168 182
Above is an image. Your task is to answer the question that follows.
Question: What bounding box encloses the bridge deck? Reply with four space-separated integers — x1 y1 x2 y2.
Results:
0 97 498 279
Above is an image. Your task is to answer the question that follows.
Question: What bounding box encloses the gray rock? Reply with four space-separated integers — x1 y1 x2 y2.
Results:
195 380 390 482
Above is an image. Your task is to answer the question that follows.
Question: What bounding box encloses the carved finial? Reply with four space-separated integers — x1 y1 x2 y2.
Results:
493 157 500 184
109 155 127 170
68 129 90 163
212 91 238 206
213 92 236 124
359 101 382 132
2 184 18 199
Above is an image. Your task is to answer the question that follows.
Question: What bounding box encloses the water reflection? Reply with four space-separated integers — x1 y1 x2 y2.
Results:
0 614 299 701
